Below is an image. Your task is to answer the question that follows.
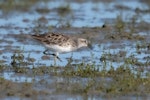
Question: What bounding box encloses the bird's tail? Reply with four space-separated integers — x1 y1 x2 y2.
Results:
31 34 45 41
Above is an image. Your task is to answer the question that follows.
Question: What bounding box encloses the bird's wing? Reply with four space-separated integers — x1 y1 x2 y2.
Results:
31 32 70 45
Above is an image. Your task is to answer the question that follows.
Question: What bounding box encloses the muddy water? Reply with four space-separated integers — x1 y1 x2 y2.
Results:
0 0 150 100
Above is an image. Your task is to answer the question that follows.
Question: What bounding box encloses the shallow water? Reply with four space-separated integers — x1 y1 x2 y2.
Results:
0 0 150 100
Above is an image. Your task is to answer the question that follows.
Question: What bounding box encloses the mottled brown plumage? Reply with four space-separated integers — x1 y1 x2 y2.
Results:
31 32 89 62
32 32 88 53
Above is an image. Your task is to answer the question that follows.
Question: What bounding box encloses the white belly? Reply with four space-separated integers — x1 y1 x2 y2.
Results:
45 44 75 53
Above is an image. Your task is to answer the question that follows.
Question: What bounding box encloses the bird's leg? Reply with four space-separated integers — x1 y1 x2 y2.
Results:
53 53 62 65
54 52 62 62
54 54 57 66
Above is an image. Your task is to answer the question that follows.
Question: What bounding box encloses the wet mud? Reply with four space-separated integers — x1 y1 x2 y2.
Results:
0 0 150 100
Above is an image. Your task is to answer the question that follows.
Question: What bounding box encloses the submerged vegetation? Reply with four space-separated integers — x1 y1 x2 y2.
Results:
0 0 37 13
0 46 149 97
0 0 150 99
0 60 150 97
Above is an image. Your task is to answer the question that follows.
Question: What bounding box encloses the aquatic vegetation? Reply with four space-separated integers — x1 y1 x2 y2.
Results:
10 48 34 73
44 62 150 96
0 0 38 13
0 41 150 100
57 5 71 16
36 8 50 14
115 15 125 34
0 0 149 99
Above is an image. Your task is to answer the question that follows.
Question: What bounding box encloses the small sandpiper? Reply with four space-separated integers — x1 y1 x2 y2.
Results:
31 32 91 63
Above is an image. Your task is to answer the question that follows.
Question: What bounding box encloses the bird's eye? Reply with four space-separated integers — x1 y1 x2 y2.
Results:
82 40 86 43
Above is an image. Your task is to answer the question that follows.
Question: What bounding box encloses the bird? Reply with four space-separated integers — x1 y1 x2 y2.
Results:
31 32 91 63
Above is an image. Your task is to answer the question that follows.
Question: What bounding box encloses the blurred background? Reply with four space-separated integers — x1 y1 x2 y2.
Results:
0 0 150 100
